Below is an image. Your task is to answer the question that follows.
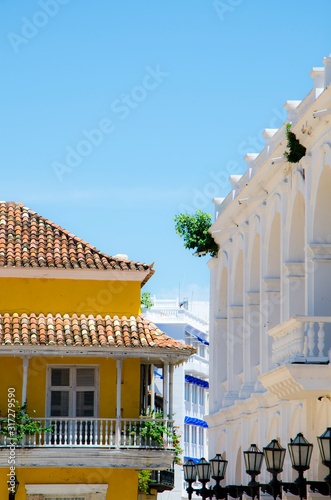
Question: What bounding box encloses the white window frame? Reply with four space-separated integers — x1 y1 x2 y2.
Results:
192 384 198 405
184 382 190 402
191 426 197 445
199 386 204 406
46 365 100 418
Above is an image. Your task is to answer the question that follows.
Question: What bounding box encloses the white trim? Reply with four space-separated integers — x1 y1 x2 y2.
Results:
0 346 193 362
26 484 108 494
0 267 149 282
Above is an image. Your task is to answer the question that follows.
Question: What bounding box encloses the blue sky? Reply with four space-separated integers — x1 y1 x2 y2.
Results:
1 0 331 302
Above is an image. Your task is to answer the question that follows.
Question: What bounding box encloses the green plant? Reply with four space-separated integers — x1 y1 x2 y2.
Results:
174 210 218 257
138 470 154 494
141 292 154 310
132 414 183 465
0 402 53 443
284 123 306 163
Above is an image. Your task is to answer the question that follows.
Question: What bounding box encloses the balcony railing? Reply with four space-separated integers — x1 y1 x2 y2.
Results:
267 316 331 365
0 417 175 451
150 469 175 492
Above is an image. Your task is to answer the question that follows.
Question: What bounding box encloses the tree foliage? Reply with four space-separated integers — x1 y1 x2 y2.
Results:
284 123 306 163
141 292 154 310
174 210 219 257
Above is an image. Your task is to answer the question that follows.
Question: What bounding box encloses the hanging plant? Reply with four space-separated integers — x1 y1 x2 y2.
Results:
283 123 306 163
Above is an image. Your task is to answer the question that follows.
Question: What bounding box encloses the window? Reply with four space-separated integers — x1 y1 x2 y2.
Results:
191 426 197 445
48 366 98 418
199 428 204 446
185 383 190 402
199 387 204 406
192 385 198 404
184 424 189 443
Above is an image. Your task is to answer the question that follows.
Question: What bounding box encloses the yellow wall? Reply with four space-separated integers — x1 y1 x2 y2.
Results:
0 356 140 418
0 277 141 316
0 467 138 499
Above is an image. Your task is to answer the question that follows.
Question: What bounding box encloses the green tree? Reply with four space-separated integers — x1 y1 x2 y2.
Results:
284 123 306 163
174 210 218 257
141 292 154 310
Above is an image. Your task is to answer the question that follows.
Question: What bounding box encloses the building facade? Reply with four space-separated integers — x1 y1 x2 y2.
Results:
145 298 209 499
0 202 195 500
206 54 331 488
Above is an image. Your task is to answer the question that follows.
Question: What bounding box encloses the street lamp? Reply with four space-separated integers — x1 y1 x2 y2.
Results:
285 433 313 500
196 458 212 500
210 453 228 499
261 438 286 500
243 444 264 499
8 475 19 500
183 459 197 500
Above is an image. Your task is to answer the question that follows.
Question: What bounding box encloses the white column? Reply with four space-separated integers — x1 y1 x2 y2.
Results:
169 364 174 419
115 359 122 448
150 364 155 411
144 364 149 413
22 357 29 405
163 362 169 418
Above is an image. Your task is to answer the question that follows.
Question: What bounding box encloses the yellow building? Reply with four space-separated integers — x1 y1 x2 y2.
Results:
0 202 194 500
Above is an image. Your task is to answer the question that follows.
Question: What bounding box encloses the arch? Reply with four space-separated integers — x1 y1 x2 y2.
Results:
288 191 305 317
312 165 331 321
249 423 259 446
216 251 228 292
267 414 280 443
313 165 331 243
235 446 242 484
267 213 281 278
264 193 281 251
288 405 303 440
233 250 244 306
218 267 228 317
250 234 261 292
310 142 331 210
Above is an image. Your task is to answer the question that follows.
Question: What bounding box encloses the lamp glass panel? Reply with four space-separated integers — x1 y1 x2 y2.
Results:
244 445 263 474
184 460 197 482
197 458 211 482
210 454 227 480
263 439 286 473
318 428 331 464
288 433 313 469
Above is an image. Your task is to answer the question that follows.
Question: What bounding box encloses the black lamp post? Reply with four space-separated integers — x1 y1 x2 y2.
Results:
196 458 212 500
210 453 228 499
284 433 313 500
243 444 264 499
183 459 197 500
310 427 331 496
262 438 286 500
8 475 19 500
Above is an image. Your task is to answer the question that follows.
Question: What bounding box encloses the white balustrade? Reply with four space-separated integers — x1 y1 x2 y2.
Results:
268 316 331 365
0 417 175 450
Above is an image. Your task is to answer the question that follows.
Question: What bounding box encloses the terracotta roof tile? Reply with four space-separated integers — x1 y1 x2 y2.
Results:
0 202 154 284
0 312 195 353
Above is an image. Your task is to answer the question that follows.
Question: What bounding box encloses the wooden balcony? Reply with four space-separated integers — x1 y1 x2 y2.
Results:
0 417 176 469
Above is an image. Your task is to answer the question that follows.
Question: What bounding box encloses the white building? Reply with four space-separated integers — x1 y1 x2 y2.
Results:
145 298 209 499
206 54 331 489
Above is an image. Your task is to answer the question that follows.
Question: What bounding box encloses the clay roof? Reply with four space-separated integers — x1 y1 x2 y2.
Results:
0 312 195 353
0 202 154 285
